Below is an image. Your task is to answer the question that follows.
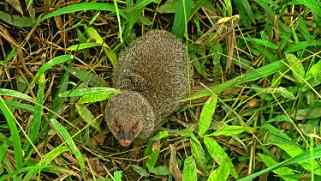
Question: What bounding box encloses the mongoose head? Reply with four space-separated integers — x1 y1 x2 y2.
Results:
105 91 155 147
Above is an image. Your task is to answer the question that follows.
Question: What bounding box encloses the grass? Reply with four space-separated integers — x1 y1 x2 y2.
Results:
1 0 321 180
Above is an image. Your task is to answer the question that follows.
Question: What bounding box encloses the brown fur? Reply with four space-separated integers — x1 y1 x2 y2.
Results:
104 30 188 147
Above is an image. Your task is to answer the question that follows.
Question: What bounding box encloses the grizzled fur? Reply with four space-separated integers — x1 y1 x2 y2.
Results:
105 30 188 147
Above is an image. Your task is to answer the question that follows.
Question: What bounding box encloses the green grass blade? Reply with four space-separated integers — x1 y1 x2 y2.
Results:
67 42 102 50
28 54 74 90
0 143 9 162
114 170 123 181
254 0 275 17
204 136 238 179
0 89 33 102
208 163 230 181
223 0 233 16
182 156 197 181
26 74 46 148
146 144 161 172
50 69 70 118
3 100 34 112
260 124 291 141
86 26 117 66
191 140 207 174
296 0 321 17
171 0 192 38
23 146 69 180
267 134 321 175
78 90 118 104
239 0 255 24
198 95 217 136
286 40 321 53
50 118 86 177
285 53 305 83
150 166 171 176
234 0 252 27
210 125 247 136
151 131 169 141
258 153 296 181
36 2 127 24
75 104 101 132
113 0 123 43
0 97 23 169
0 166 34 180
297 15 311 41
132 165 149 177
178 129 202 146
59 87 120 98
238 144 321 181
157 1 177 13
188 60 287 100
245 37 279 49
0 11 33 27
62 66 108 87
129 0 156 11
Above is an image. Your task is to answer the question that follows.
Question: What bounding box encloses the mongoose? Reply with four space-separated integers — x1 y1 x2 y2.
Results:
104 30 188 148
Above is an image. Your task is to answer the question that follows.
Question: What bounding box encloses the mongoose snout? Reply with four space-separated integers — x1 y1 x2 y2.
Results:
105 30 188 149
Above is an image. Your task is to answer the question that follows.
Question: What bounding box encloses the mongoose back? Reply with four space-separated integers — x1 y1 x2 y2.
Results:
105 30 188 147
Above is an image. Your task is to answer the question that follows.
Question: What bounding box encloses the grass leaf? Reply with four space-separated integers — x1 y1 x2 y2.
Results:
207 163 230 181
171 0 192 38
210 125 247 137
204 136 238 178
286 40 321 53
239 144 321 181
150 166 171 176
182 156 197 181
132 165 149 177
67 42 102 50
23 146 69 180
0 97 23 169
25 73 46 149
85 26 117 66
191 140 207 174
36 2 127 24
146 143 161 172
198 95 217 136
0 89 33 102
285 53 305 83
0 11 33 27
59 87 119 98
188 60 287 100
114 170 122 181
245 37 279 49
258 153 296 181
75 104 101 132
28 54 74 90
50 119 86 177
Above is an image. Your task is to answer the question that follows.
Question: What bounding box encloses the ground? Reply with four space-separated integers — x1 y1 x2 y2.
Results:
0 0 321 180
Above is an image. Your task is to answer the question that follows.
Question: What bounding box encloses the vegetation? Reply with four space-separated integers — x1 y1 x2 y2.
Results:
0 0 321 180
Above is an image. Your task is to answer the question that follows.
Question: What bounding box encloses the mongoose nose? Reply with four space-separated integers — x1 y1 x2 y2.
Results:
119 129 133 146
120 139 132 147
